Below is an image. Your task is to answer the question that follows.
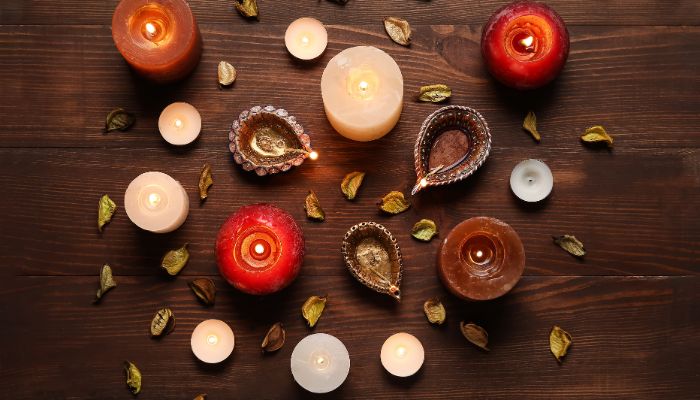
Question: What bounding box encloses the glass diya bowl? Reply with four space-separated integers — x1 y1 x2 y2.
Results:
437 217 525 301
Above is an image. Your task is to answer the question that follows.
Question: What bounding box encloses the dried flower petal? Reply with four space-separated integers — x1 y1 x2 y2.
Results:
218 61 237 86
150 307 175 337
234 0 258 19
418 84 452 103
341 171 365 200
124 361 142 395
193 395 207 400
581 125 613 147
261 322 286 353
302 295 327 328
304 190 325 221
460 321 489 351
423 297 446 325
105 108 135 133
188 278 216 306
553 235 586 258
98 194 117 232
523 111 541 142
383 17 412 46
198 163 213 201
378 191 410 215
412 219 438 242
550 325 572 363
94 264 117 303
161 244 190 276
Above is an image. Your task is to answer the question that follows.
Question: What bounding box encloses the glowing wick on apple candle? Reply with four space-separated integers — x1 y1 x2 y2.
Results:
520 35 534 49
308 151 319 161
254 243 266 255
207 334 219 345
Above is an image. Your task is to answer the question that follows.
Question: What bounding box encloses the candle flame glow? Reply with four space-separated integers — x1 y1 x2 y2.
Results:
301 35 310 46
147 192 161 208
476 250 484 258
254 243 265 255
308 150 319 160
174 118 183 129
520 35 534 49
207 334 219 346
358 80 369 92
145 22 157 37
396 345 407 358
419 178 428 188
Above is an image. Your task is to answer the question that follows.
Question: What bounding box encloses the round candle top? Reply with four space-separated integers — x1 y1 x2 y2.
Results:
380 332 424 377
124 171 189 233
510 159 553 202
190 319 235 364
285 17 328 60
291 333 350 393
158 102 202 145
438 217 525 301
321 46 404 141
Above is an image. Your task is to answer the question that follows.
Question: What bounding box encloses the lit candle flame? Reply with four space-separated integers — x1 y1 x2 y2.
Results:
147 192 161 208
254 243 265 255
308 150 319 160
207 334 219 346
520 35 534 49
358 80 369 92
301 35 310 46
396 346 407 358
145 22 157 37
476 250 484 258
174 118 183 129
419 178 428 188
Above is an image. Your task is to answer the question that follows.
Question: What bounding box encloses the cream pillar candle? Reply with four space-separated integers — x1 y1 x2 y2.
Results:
321 46 403 141
285 17 328 60
158 102 202 145
190 319 235 364
124 171 189 233
380 332 424 377
290 333 350 393
510 159 553 202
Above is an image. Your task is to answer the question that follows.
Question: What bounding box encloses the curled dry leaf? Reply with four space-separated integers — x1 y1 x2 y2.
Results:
412 219 438 242
581 125 613 147
383 17 412 46
341 171 366 200
105 108 135 133
198 163 213 201
218 61 236 86
161 244 190 276
98 194 117 232
549 325 572 363
460 321 489 351
150 307 175 337
423 297 446 325
124 361 142 395
304 190 325 221
302 295 327 328
188 278 216 306
193 395 207 400
261 322 286 353
523 111 541 142
94 264 117 303
234 0 258 19
378 191 410 215
553 235 585 258
418 84 452 103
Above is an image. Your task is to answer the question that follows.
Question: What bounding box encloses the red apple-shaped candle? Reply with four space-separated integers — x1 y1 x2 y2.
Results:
481 1 569 90
216 204 305 295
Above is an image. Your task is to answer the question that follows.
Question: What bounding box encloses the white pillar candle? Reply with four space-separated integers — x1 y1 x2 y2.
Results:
190 319 235 364
321 46 404 141
290 333 350 393
380 332 424 377
284 17 328 60
158 102 202 146
124 171 189 233
510 159 554 202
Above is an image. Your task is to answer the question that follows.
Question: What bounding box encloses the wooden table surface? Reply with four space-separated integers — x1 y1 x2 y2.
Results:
1 0 699 399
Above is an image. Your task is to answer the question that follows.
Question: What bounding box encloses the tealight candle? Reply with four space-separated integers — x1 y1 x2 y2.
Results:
285 17 328 60
158 102 202 145
291 333 350 394
190 319 235 364
380 332 424 377
321 46 404 141
124 171 189 233
112 0 202 83
510 159 553 202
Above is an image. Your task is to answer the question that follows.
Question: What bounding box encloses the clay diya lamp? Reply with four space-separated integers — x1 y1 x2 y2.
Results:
437 217 525 301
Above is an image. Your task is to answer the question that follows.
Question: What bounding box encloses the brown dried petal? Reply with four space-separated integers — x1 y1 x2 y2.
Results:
412 219 438 242
553 235 586 258
341 171 365 200
304 190 325 221
98 194 117 232
124 361 142 395
261 322 286 353
302 295 327 328
94 264 117 303
193 395 207 400
423 297 446 325
198 163 213 201
523 111 541 142
378 191 410 215
460 321 489 351
188 278 216 306
161 244 190 276
581 125 613 147
105 108 135 133
150 307 175 337
218 61 236 86
418 84 452 103
234 0 258 19
383 17 412 46
550 325 572 363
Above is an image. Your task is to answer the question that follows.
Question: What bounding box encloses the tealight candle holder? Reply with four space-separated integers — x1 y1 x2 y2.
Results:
380 332 424 377
190 319 235 364
124 171 189 233
158 102 201 146
285 17 328 60
510 159 553 202
291 333 350 394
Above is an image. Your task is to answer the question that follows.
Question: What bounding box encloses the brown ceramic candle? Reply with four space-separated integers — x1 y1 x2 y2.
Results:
112 0 202 83
437 217 525 301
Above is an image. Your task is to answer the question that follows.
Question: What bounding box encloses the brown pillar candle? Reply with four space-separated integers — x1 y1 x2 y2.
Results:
112 0 202 83
437 217 525 301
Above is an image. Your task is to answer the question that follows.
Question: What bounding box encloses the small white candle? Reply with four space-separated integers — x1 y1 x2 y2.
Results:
158 102 201 146
380 332 424 377
124 171 189 233
285 17 328 60
321 46 404 141
190 319 235 364
290 333 350 393
510 159 553 202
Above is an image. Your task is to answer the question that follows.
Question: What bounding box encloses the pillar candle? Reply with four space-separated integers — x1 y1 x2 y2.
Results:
124 171 189 233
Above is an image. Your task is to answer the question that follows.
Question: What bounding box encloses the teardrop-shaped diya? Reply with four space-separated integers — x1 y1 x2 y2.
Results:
341 222 403 301
412 106 491 195
229 105 314 176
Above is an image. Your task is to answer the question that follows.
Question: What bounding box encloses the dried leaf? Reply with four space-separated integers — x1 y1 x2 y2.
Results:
383 17 412 46
553 235 586 258
161 244 190 276
234 0 258 19
523 111 541 142
188 278 216 306
105 108 135 133
261 322 286 353
580 125 613 147
218 61 237 86
378 191 410 215
460 321 489 351
550 325 572 363
150 307 175 337
193 395 207 400
423 297 446 325
124 361 142 395
418 84 452 103
198 163 213 201
341 171 366 200
98 194 117 232
412 219 438 242
94 264 117 303
302 295 327 328
304 190 325 221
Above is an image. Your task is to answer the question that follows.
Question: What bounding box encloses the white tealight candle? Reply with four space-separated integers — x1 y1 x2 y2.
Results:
284 17 328 60
290 333 350 393
510 159 554 202
190 319 235 364
380 332 424 377
124 171 189 233
321 46 404 141
158 102 202 146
